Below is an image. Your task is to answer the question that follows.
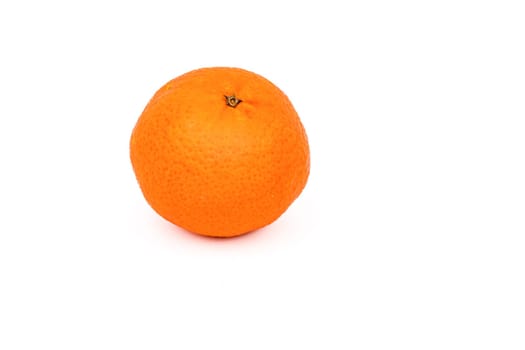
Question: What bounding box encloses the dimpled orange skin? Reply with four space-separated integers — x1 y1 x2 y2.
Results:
130 67 310 237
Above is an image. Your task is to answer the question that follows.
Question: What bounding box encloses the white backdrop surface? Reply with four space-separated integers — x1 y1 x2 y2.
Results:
0 1 524 349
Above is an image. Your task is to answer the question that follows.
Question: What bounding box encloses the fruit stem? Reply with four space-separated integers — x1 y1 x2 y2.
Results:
225 95 242 108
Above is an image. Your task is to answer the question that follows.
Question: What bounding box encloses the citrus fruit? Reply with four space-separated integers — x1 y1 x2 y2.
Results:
130 67 310 237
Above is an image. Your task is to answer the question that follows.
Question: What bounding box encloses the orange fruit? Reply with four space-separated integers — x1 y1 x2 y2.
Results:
130 67 310 237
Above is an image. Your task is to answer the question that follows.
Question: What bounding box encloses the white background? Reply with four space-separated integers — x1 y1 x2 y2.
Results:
1 0 524 349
